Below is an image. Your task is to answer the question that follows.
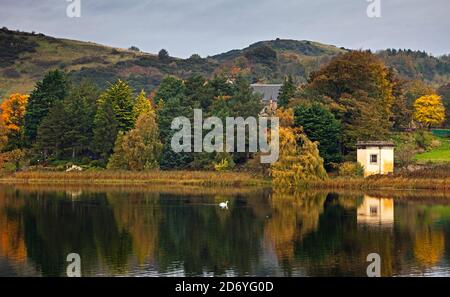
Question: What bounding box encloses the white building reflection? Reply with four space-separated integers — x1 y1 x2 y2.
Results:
357 195 394 227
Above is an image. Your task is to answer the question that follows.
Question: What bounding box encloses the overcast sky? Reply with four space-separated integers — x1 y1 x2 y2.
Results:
1 0 449 58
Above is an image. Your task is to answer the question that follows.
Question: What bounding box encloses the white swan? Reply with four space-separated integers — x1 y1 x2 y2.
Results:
219 201 229 209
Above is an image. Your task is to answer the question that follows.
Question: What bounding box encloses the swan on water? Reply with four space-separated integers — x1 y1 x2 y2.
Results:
219 201 229 209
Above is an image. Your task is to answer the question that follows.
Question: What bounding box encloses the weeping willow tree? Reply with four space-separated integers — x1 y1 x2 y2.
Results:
271 108 327 188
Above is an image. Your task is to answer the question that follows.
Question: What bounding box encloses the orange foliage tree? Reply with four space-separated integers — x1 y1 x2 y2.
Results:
0 93 29 148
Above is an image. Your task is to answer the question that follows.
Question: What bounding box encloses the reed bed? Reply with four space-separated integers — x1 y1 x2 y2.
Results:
1 169 448 192
304 176 449 191
0 170 269 188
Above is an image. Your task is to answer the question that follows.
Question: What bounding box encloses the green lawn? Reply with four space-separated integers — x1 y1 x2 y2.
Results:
415 137 450 163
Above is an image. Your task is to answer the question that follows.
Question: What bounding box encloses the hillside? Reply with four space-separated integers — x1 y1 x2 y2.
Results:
1 27 449 97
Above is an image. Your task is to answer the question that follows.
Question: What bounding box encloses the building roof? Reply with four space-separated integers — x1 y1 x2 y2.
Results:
251 84 282 102
356 141 395 148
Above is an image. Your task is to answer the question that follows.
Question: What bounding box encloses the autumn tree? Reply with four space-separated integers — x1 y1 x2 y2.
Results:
405 80 435 107
271 108 327 187
0 119 9 168
413 94 446 128
388 69 412 131
24 70 68 144
437 83 450 127
107 108 162 171
0 93 28 149
304 51 395 154
133 90 153 120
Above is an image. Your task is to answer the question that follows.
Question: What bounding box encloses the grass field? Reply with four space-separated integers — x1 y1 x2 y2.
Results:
415 137 450 163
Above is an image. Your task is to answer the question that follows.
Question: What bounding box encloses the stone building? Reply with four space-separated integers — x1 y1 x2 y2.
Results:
356 141 395 177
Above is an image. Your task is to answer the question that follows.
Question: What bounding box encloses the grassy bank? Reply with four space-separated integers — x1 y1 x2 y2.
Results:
304 176 449 191
0 170 269 187
0 169 448 191
415 137 450 163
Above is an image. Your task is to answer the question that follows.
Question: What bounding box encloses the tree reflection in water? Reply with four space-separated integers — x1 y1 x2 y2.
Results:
0 185 449 276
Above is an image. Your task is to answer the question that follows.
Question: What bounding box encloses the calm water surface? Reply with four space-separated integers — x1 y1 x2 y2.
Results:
0 185 450 277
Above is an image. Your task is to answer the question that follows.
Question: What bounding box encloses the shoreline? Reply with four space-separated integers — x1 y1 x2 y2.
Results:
0 170 448 191
0 170 270 188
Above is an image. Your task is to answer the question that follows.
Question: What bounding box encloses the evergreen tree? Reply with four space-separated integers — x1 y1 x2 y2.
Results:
229 76 263 164
98 80 135 132
64 81 99 158
277 75 296 108
24 70 68 144
153 76 185 109
92 97 119 162
230 75 263 118
33 81 99 160
155 77 193 169
184 75 213 111
35 101 70 160
294 103 342 167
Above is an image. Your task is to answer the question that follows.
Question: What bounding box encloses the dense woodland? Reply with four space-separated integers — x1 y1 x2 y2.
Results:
0 29 448 187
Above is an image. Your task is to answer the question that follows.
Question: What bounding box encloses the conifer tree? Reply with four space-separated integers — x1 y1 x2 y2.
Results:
294 103 342 167
277 75 296 108
92 97 119 162
35 101 70 160
98 79 135 132
24 70 68 144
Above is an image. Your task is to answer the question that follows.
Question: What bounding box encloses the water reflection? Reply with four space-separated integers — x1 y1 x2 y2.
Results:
0 185 450 276
357 196 394 227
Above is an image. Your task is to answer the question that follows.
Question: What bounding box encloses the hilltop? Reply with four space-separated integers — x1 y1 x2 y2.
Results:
1 27 449 96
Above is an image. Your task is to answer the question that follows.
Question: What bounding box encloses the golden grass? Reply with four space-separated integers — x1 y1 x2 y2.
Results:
303 176 449 191
0 170 448 192
0 170 269 188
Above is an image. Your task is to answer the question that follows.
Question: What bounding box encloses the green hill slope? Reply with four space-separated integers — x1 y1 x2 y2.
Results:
1 28 449 97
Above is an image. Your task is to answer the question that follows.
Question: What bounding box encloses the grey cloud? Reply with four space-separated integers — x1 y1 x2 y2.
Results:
0 0 448 57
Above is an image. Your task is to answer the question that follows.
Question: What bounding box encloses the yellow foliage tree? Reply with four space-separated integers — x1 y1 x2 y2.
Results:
133 90 153 120
271 108 327 187
107 105 162 171
413 94 445 128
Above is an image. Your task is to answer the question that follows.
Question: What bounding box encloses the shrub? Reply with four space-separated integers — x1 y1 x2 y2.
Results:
213 153 235 171
395 143 416 168
414 130 434 150
338 162 364 177
214 159 231 171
